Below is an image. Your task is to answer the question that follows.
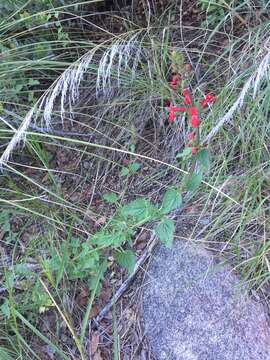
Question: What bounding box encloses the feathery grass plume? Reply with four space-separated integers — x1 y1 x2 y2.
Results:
0 107 36 166
0 31 149 167
204 43 270 144
96 32 148 97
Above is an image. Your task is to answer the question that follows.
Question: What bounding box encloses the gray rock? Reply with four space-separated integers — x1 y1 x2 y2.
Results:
142 241 270 360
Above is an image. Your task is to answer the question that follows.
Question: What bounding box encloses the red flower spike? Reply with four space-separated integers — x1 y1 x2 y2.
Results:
183 87 192 105
188 132 196 141
192 147 198 155
191 115 200 128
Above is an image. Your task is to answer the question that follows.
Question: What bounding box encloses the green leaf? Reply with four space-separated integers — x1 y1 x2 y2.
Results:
115 250 136 274
160 188 182 214
103 192 119 203
120 167 130 177
186 171 203 192
176 147 192 158
154 218 175 248
92 231 128 248
120 198 155 223
129 162 141 172
196 148 210 171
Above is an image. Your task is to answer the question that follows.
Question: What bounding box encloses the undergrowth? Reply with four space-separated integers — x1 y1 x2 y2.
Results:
0 0 270 358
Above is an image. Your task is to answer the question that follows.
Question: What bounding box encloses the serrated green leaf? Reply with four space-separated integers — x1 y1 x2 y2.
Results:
176 147 192 158
120 167 130 176
103 192 119 203
92 231 127 247
160 188 182 214
120 198 155 223
186 171 203 192
129 162 141 172
196 148 211 170
154 218 175 248
115 250 136 274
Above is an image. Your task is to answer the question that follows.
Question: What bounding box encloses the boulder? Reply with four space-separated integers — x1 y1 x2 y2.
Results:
142 241 270 360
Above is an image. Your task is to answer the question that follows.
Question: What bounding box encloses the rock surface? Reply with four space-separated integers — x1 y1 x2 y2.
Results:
142 241 270 360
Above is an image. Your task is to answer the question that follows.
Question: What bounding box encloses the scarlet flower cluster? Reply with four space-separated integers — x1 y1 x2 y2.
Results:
168 70 217 154
168 77 216 127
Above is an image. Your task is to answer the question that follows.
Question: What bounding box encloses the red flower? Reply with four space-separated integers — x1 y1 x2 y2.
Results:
168 102 187 122
188 106 200 127
183 88 192 105
191 115 200 128
188 132 196 141
200 94 217 108
191 147 198 155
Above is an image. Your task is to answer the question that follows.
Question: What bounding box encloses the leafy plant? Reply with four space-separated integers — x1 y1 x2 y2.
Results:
120 162 141 177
